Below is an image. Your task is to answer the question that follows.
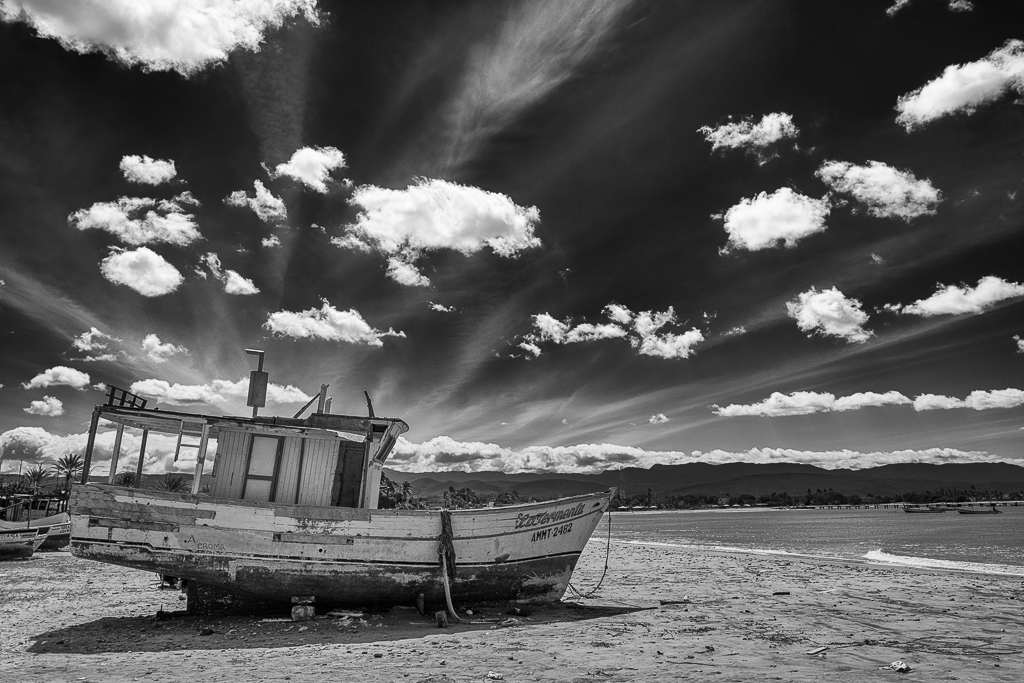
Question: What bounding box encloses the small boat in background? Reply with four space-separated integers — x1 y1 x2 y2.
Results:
903 506 946 513
0 527 44 560
956 506 1002 515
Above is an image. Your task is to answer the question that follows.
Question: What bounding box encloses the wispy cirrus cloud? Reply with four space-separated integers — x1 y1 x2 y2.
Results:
786 287 873 344
896 39 1024 130
698 112 799 163
0 0 321 77
816 160 940 221
884 276 1024 316
264 300 405 346
717 188 830 253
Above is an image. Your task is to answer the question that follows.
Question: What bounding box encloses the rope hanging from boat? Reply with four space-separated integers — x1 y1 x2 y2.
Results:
566 507 612 600
437 509 462 623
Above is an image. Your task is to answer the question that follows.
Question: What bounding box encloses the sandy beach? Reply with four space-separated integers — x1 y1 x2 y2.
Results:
2 537 1022 683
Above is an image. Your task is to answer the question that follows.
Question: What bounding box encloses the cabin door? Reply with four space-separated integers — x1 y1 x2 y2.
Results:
331 441 367 507
242 435 283 502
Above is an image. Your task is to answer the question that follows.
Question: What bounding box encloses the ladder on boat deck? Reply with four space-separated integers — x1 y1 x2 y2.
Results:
173 421 209 462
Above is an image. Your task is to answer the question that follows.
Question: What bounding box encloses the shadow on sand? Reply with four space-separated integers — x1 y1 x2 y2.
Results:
28 602 647 655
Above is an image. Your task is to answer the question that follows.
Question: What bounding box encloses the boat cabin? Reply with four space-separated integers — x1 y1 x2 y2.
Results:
80 386 409 509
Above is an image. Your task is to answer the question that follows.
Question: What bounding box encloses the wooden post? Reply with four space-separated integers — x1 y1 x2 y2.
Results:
191 423 211 495
135 428 149 483
81 407 101 484
107 424 125 484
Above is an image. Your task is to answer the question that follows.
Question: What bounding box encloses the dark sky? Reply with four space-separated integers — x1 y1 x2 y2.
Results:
1 0 1023 475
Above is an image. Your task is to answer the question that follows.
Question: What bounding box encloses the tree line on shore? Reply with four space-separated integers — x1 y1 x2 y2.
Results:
613 486 1024 509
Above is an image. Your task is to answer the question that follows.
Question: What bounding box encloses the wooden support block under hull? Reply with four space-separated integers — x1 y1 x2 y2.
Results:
71 539 581 610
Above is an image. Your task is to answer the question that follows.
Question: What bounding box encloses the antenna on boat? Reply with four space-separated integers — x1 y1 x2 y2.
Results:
364 391 375 418
245 349 268 418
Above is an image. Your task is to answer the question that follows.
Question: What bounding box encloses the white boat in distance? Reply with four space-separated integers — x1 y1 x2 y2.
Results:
71 383 613 613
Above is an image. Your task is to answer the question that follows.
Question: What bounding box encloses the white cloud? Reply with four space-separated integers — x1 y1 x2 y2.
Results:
871 253 885 265
262 235 281 248
100 247 183 297
896 39 1024 130
386 258 431 287
141 334 188 364
0 426 208 475
786 286 873 344
713 390 912 417
343 179 541 285
78 354 118 363
131 377 310 406
816 160 941 221
269 146 346 193
387 435 1009 474
428 302 456 313
721 326 747 337
913 393 965 411
964 388 1024 411
22 366 91 390
119 155 176 185
224 180 287 222
947 0 974 11
331 234 373 252
0 0 320 77
24 396 63 416
72 327 118 352
264 299 405 347
697 112 799 162
885 0 912 16
69 196 201 246
648 413 669 424
719 188 830 253
912 389 1024 411
1014 335 1024 353
522 304 703 360
888 276 1024 316
518 341 542 358
713 391 837 417
200 252 260 295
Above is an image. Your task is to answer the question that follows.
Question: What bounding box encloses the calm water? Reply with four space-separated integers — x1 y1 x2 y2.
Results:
601 506 1024 576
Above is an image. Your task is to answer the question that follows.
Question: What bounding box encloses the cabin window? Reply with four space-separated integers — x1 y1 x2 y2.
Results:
242 435 283 502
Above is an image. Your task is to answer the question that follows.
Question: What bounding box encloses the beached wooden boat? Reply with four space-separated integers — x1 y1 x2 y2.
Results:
70 384 613 613
0 512 72 551
0 527 44 560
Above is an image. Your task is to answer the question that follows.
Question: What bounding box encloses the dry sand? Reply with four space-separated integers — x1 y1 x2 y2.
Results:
2 537 1022 683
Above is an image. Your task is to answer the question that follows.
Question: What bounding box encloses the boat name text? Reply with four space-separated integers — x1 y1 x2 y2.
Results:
515 503 586 530
530 522 572 543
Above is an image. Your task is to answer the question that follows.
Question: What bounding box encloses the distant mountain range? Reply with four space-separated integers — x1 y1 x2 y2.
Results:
386 462 1024 501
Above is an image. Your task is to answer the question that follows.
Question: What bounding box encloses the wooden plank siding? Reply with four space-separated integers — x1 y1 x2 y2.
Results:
209 429 249 499
274 437 303 504
296 437 341 507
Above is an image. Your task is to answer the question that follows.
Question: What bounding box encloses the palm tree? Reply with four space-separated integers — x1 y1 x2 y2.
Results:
52 453 84 491
23 464 50 494
400 481 413 505
113 471 137 488
157 473 188 492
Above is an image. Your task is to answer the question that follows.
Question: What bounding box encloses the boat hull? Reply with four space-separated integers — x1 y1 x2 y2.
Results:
0 528 41 560
0 513 71 550
70 485 612 609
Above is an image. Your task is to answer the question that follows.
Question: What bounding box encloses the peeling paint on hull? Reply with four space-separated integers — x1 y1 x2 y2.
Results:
70 485 612 608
